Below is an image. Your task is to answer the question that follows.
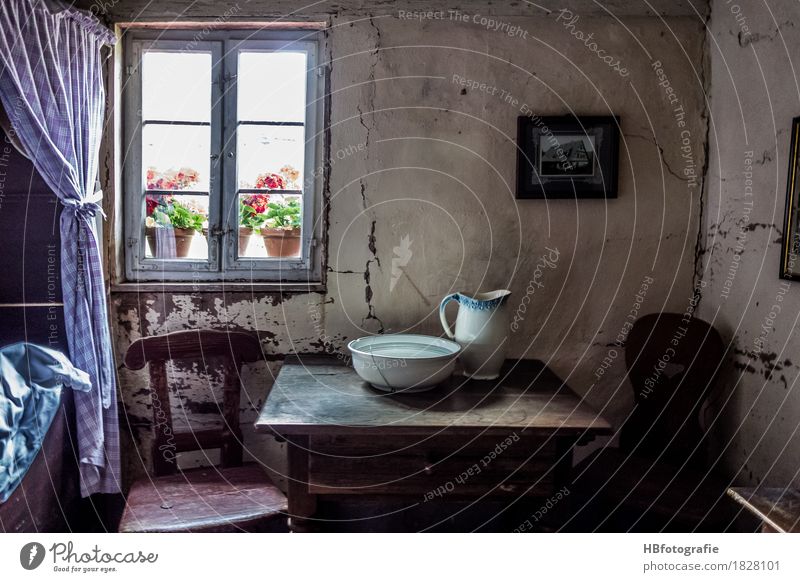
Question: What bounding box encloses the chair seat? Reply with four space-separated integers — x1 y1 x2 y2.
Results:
119 464 288 533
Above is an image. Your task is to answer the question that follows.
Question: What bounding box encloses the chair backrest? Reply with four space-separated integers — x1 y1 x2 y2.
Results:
623 313 725 461
124 330 262 476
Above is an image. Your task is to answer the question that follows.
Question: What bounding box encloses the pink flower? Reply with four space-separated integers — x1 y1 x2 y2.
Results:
254 172 285 190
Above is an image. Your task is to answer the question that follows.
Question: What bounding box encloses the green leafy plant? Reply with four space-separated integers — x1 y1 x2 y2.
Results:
168 202 205 232
262 199 301 230
147 195 206 233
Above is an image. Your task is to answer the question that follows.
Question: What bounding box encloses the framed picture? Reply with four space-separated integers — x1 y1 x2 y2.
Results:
516 115 620 199
780 117 800 280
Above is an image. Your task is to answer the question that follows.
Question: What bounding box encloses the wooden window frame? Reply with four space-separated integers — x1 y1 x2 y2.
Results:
122 29 324 283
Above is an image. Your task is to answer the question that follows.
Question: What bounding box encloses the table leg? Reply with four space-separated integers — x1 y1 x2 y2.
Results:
553 438 575 488
287 435 318 533
550 437 576 530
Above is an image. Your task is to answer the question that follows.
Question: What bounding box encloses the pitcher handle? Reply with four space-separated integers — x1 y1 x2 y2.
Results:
439 293 459 339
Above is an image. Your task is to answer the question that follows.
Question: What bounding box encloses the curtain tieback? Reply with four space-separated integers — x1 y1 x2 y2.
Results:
62 191 106 220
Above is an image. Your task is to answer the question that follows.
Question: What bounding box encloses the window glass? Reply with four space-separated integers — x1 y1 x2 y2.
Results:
236 125 305 191
236 50 307 259
144 194 209 260
142 51 211 123
125 35 319 281
142 125 211 192
237 51 307 123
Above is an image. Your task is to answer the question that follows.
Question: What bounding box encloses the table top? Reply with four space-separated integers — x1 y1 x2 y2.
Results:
255 356 612 438
727 487 800 533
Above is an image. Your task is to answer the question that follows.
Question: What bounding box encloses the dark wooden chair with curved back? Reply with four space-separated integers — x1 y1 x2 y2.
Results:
569 313 738 531
118 330 287 533
622 312 725 467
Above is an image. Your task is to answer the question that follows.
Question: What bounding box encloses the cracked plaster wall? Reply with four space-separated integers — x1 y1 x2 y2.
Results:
110 9 708 485
697 0 800 487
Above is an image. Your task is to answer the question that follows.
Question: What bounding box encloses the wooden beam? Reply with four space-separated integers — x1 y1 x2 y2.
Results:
118 21 328 30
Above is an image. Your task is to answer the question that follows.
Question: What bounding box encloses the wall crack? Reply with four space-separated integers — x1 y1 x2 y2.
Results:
362 219 384 333
693 11 712 309
626 133 688 183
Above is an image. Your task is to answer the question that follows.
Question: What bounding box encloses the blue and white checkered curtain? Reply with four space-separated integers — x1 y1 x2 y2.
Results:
0 0 119 496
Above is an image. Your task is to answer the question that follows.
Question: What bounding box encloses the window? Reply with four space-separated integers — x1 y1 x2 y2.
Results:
123 30 323 282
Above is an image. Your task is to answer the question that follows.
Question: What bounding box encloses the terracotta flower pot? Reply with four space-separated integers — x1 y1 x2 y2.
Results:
261 227 301 257
238 226 255 255
145 226 197 258
173 228 196 258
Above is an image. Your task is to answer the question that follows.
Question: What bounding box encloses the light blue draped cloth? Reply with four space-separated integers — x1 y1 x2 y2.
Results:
0 342 91 503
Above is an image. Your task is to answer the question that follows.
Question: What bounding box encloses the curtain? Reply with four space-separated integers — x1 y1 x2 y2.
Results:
0 0 119 496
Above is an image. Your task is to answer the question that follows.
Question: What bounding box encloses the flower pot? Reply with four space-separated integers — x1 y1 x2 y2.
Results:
261 227 301 257
145 226 196 258
238 227 255 255
173 228 196 258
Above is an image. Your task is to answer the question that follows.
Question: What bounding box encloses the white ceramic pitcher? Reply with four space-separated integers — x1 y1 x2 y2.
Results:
439 290 512 380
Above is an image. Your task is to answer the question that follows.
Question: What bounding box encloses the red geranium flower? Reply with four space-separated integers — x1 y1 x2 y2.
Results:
146 194 173 216
254 172 285 190
244 193 270 213
146 196 158 216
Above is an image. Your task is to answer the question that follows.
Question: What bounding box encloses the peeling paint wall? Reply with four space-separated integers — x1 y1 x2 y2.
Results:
109 6 708 486
698 0 800 487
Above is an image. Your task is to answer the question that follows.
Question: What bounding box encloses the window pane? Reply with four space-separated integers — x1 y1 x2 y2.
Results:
237 51 307 123
144 194 209 260
237 125 305 190
238 194 301 258
143 124 210 192
142 51 211 123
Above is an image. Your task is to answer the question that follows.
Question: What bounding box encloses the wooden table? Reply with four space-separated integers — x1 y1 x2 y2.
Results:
255 356 611 532
727 487 800 533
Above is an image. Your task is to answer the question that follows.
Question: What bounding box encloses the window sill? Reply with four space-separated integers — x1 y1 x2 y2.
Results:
111 281 326 294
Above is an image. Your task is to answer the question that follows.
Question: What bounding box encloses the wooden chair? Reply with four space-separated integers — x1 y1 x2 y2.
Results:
622 312 725 467
118 330 287 533
569 313 739 531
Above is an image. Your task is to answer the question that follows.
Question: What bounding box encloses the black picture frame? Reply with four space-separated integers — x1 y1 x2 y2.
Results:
780 116 800 280
516 115 620 199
